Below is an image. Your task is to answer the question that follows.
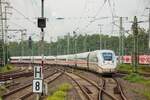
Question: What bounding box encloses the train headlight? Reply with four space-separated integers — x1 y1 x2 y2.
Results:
103 60 105 63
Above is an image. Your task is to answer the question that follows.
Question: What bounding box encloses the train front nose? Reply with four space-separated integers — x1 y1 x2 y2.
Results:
102 68 116 73
101 61 116 73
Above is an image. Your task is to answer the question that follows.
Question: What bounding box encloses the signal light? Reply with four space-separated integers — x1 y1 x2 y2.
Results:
38 17 46 28
29 36 32 49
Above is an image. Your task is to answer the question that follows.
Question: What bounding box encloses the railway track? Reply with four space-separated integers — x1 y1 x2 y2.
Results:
0 71 33 81
2 67 61 100
0 67 32 82
2 70 63 100
0 66 50 82
65 72 98 100
54 66 128 100
0 68 23 76
113 78 127 100
2 66 50 91
1 65 128 100
20 72 63 100
62 70 121 100
99 77 127 100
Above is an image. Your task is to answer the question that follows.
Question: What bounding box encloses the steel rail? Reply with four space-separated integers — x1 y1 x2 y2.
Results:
73 73 118 100
2 70 59 99
64 72 93 100
113 78 128 100
98 77 105 100
19 72 63 100
56 67 119 100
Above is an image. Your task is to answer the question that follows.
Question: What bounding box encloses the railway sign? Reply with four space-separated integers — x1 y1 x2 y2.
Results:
33 79 43 93
34 66 43 79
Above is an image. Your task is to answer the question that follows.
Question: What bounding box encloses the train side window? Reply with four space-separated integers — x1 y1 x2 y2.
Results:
89 53 98 62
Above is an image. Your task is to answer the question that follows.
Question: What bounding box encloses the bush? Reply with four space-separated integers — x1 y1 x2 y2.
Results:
47 96 64 100
0 64 15 73
118 64 150 74
117 64 133 72
0 86 6 91
143 90 150 100
139 66 150 73
47 83 72 100
53 91 66 98
58 83 72 92
7 65 12 70
47 91 66 100
124 73 145 83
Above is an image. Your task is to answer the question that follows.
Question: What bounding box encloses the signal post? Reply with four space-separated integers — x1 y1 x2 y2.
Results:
32 0 46 100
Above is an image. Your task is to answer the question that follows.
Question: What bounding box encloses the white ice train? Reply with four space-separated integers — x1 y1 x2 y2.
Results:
10 50 117 74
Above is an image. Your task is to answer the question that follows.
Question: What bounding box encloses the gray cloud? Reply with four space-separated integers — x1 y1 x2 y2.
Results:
7 0 149 42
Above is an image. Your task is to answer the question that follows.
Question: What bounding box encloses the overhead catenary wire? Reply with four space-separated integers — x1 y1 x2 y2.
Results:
72 0 91 35
139 0 150 17
9 21 24 29
112 22 130 35
12 7 36 26
93 0 107 18
108 0 116 34
10 5 42 38
73 0 107 33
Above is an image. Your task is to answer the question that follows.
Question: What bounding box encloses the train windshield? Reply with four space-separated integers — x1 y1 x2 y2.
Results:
102 53 113 61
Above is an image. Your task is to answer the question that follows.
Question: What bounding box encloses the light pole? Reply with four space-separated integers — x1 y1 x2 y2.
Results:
146 8 150 66
57 36 60 55
55 17 65 54
132 16 138 73
146 8 150 49
73 31 77 54
119 17 123 64
21 31 26 63
98 24 103 50
4 5 12 65
0 0 4 66
49 37 52 55
83 33 87 52
67 33 70 55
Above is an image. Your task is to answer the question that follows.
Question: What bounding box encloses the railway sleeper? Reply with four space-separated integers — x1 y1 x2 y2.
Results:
114 86 120 94
82 85 93 94
5 82 20 88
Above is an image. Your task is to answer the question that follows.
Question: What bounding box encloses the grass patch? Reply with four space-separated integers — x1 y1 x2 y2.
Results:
0 85 6 97
124 73 145 83
117 64 133 73
47 83 72 100
124 73 150 85
138 66 150 73
142 90 150 100
132 89 150 100
0 86 6 91
58 83 72 92
0 64 15 73
47 91 66 100
117 64 150 74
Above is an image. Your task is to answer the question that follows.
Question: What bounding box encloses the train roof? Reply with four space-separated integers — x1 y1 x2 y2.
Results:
10 56 55 59
10 56 21 59
76 52 89 59
46 56 56 59
10 50 115 60
92 50 115 54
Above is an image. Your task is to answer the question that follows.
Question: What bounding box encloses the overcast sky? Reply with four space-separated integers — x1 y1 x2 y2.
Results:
7 0 150 42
